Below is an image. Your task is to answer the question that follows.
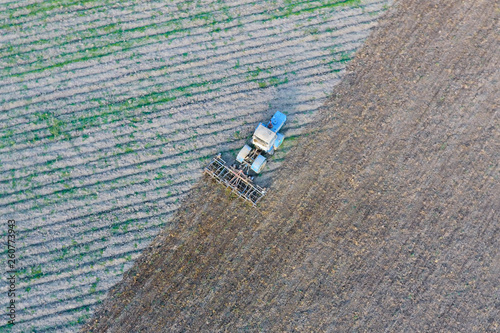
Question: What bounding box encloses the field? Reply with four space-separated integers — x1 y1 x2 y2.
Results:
84 0 499 331
0 0 390 331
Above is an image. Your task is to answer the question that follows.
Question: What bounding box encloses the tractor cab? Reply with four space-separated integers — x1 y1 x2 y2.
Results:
252 124 277 152
252 111 286 154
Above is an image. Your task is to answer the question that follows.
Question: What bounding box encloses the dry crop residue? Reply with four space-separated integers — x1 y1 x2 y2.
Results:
84 0 499 331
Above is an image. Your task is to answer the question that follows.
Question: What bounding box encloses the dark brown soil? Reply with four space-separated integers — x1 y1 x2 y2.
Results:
83 0 499 331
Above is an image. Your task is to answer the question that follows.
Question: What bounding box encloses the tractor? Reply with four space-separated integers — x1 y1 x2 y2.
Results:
204 111 286 206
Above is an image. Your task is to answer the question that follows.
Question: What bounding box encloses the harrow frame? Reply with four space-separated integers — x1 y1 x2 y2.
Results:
204 154 267 206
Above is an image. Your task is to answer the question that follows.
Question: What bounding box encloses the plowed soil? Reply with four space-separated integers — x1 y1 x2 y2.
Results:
83 0 499 331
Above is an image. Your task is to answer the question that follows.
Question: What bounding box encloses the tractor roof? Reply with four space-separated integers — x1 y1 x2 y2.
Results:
253 124 277 147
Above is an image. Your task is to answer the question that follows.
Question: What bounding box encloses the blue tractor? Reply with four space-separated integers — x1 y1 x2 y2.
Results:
204 111 286 206
236 111 287 174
